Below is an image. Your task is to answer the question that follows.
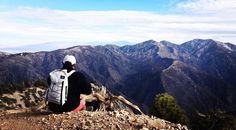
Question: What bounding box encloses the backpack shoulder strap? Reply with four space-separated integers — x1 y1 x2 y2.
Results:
67 70 76 77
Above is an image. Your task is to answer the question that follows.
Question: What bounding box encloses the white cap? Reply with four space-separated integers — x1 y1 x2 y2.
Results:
63 55 76 65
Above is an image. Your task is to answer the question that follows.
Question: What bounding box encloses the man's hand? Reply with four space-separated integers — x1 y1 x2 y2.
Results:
80 93 106 102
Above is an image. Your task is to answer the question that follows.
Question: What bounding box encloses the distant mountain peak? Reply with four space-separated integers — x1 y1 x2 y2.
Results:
159 40 178 48
182 39 217 46
179 39 219 55
0 51 11 56
182 39 236 53
160 40 173 44
139 40 157 46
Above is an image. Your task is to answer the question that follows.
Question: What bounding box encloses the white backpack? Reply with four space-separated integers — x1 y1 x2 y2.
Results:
46 69 75 106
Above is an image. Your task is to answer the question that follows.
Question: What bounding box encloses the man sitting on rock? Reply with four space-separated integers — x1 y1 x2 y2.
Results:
46 55 92 113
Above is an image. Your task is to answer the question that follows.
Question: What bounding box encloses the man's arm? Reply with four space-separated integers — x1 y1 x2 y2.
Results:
78 72 92 94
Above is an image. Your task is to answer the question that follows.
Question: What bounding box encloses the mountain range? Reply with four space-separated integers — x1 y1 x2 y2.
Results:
0 41 132 53
0 39 236 116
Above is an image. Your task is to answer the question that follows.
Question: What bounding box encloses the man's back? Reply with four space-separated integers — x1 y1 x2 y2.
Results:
48 71 92 113
47 55 92 113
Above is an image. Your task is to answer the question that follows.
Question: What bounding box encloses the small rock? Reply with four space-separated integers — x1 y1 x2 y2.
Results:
137 117 146 125
183 125 188 130
140 127 149 130
147 119 163 128
128 116 136 122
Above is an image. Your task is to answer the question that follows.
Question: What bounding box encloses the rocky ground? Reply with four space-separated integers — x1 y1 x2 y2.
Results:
0 109 188 130
0 84 188 130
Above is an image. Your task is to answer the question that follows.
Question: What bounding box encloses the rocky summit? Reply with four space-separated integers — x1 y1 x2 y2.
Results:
0 83 188 130
0 110 188 130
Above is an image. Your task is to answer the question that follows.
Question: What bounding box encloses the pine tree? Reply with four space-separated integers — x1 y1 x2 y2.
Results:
150 93 189 126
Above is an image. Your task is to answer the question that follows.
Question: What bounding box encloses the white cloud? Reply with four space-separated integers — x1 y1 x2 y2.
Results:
177 0 236 15
0 5 236 49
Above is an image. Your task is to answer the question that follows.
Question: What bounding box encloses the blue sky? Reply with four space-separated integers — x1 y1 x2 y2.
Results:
0 0 236 52
0 0 182 12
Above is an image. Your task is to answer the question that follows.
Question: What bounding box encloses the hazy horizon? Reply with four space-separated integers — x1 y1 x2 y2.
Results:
0 41 134 53
1 38 234 53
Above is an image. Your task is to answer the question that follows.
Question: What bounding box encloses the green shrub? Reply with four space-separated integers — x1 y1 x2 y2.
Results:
0 80 32 95
34 80 47 88
150 93 189 126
